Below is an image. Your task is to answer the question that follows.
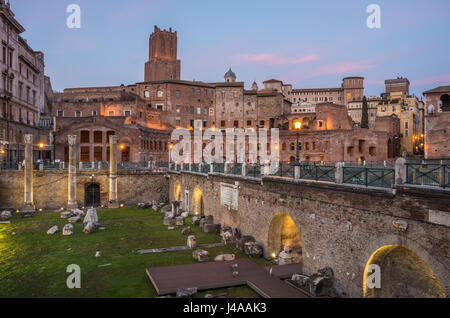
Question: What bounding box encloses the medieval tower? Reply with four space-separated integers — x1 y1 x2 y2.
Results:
144 26 181 82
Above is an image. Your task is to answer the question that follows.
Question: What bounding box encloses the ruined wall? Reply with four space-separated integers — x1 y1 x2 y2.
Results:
169 171 450 298
0 170 168 210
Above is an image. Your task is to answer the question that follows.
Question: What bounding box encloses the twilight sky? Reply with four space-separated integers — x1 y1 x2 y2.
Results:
12 0 450 97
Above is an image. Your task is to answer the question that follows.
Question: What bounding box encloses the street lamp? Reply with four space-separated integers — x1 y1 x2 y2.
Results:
294 120 302 163
168 143 174 164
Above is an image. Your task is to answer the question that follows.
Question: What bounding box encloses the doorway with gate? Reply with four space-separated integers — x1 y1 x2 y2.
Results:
85 183 100 208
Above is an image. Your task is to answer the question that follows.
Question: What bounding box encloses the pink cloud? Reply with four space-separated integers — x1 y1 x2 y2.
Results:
412 74 450 86
233 53 319 66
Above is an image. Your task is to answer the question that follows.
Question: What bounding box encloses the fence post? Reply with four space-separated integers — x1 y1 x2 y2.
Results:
394 157 407 185
199 162 204 173
210 162 214 174
224 162 229 174
335 162 343 184
241 162 246 177
263 162 270 176
294 164 300 180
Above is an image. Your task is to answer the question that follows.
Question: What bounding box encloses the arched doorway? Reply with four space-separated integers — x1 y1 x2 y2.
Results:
85 183 100 208
192 188 204 216
363 245 445 298
267 212 302 259
174 181 181 201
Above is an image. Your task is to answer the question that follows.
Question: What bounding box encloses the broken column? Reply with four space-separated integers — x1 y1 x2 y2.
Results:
67 135 78 209
21 134 35 215
108 135 119 208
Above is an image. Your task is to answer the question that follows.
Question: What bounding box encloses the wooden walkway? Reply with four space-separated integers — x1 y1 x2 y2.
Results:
146 258 309 298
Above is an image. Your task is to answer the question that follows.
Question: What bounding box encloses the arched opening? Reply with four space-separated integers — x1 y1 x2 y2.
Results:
267 213 302 260
192 188 204 216
174 181 181 201
363 245 445 298
440 94 450 112
84 183 100 208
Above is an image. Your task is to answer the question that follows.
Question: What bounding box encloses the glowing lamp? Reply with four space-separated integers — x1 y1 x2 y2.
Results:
169 144 174 150
271 253 277 259
38 142 45 149
294 121 302 130
120 144 125 150
120 204 124 208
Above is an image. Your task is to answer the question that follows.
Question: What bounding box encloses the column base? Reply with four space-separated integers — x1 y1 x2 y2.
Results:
108 201 120 209
67 202 78 210
20 204 36 217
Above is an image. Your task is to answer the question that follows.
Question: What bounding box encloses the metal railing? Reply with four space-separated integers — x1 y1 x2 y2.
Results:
300 163 335 182
229 163 242 176
246 164 262 178
273 162 295 178
406 161 449 188
343 164 395 188
213 163 225 173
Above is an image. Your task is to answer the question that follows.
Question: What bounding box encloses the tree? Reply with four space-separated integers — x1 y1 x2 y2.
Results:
361 96 369 128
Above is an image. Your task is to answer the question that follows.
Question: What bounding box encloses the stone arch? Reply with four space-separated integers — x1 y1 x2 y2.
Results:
174 181 181 201
267 212 302 259
363 245 445 298
440 94 450 112
192 187 204 216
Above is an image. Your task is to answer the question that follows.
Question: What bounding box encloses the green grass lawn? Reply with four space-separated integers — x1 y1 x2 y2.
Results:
0 207 260 298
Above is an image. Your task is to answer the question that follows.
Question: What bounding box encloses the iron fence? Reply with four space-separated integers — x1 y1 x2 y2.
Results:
213 163 225 173
300 164 335 182
273 162 295 178
201 163 211 174
191 163 199 173
406 162 449 188
229 163 242 176
343 165 394 188
246 164 262 178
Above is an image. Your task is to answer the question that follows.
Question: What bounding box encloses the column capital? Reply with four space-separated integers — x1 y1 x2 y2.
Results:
68 135 77 146
109 135 118 144
24 134 33 144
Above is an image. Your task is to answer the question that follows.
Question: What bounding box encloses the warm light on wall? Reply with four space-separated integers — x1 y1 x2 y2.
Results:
294 121 302 130
38 142 45 149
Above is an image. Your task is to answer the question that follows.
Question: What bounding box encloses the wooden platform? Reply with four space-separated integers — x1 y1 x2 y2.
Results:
146 258 309 298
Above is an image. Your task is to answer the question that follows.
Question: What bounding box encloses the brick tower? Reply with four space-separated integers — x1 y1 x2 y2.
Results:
144 26 181 82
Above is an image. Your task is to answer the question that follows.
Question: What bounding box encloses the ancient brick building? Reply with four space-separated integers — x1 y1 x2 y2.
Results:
51 25 399 164
423 86 450 159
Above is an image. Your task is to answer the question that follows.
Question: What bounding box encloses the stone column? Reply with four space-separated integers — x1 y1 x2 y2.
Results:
108 135 119 208
241 162 246 177
395 157 407 185
335 162 343 184
67 135 78 209
21 134 35 214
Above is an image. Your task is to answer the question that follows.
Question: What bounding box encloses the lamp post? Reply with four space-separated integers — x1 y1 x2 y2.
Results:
294 120 302 163
168 143 173 166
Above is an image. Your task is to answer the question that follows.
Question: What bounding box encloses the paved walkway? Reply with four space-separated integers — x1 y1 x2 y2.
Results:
146 258 308 298
138 243 224 254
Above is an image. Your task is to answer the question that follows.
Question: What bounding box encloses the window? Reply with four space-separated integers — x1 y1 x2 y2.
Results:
197 107 201 115
157 90 163 97
190 88 195 95
247 120 252 126
405 122 409 129
176 90 180 98
92 110 98 116
94 147 102 161
156 105 163 110
175 119 180 126
57 110 64 117
144 90 150 98
124 110 131 116
318 120 323 128
189 106 194 114
234 120 239 128
260 120 265 126
204 107 208 115
405 130 409 137
108 110 115 116
221 120 226 127
94 131 103 143
80 147 90 162
190 120 194 127
176 105 181 113
80 131 90 143
203 121 207 128
75 110 82 117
